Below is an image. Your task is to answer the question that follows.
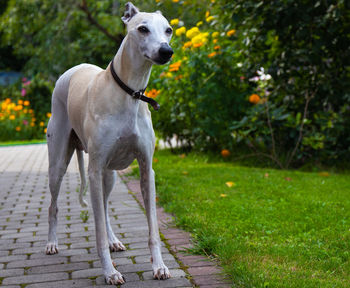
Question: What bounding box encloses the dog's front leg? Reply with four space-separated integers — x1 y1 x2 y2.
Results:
138 155 171 280
88 163 125 285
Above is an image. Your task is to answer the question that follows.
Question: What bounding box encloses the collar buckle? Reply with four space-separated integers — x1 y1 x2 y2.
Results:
132 91 143 100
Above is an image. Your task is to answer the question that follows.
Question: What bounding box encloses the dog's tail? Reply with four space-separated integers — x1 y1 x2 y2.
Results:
76 149 88 207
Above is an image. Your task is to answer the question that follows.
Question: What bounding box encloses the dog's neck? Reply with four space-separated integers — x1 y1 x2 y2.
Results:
112 35 153 93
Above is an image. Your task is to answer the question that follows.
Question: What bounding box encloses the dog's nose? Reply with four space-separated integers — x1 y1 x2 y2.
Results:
158 43 173 59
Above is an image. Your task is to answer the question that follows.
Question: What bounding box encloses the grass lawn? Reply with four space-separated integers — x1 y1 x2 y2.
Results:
148 150 350 288
0 139 46 146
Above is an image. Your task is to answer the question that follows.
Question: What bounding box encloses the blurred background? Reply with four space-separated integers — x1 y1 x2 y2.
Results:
0 0 349 168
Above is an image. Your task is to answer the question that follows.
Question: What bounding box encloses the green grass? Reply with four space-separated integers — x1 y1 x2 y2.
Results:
149 149 350 288
0 139 46 146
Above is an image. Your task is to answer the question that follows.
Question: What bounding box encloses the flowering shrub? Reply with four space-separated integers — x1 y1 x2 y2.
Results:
0 76 53 141
149 9 250 150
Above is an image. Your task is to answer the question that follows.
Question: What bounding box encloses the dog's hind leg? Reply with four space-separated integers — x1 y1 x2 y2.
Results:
46 90 75 255
102 170 126 252
77 149 88 207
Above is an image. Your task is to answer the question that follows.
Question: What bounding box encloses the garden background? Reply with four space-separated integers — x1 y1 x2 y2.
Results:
0 0 349 287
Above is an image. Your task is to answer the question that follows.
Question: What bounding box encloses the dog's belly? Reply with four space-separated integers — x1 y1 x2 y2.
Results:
106 139 138 171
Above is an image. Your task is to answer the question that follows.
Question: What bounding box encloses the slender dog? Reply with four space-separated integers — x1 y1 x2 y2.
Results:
45 2 173 284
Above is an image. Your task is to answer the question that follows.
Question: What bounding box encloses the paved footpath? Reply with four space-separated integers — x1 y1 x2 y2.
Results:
0 144 230 288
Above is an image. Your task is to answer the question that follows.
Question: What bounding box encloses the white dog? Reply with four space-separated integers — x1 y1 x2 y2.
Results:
45 2 173 284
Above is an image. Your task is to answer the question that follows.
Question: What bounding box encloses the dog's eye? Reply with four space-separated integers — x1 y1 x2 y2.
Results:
138 26 150 34
166 27 173 34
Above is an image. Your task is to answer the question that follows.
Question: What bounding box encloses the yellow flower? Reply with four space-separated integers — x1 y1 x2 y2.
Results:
205 11 210 18
186 27 200 39
212 31 219 38
167 72 173 78
47 112 52 118
170 18 179 26
23 100 30 106
227 29 236 37
196 21 203 27
220 194 228 198
172 0 179 2
191 33 208 46
175 26 186 37
9 115 15 120
208 52 217 58
15 126 21 131
39 121 44 127
213 39 218 44
44 128 47 133
249 94 260 104
183 41 192 49
206 16 215 22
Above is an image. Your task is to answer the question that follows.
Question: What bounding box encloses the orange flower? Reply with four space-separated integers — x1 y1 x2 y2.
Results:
39 121 44 127
175 74 184 80
169 61 181 72
44 128 47 133
208 52 217 58
23 100 30 106
46 112 52 118
145 89 160 99
9 115 15 120
213 39 218 44
221 149 230 157
15 126 21 131
227 29 236 37
249 94 260 104
18 100 23 105
193 42 203 48
183 41 192 49
214 45 221 50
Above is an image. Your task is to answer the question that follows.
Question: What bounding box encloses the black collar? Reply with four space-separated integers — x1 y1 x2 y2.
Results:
110 58 160 111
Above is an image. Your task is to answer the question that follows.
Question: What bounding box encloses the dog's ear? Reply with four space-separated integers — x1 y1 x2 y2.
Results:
122 2 139 24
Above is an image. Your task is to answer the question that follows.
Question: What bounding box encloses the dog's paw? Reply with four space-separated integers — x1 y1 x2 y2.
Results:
109 240 126 252
45 242 58 255
105 271 125 285
153 264 171 280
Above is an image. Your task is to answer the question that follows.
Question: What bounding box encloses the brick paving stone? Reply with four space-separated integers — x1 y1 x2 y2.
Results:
0 268 24 277
27 262 90 274
2 272 69 285
26 279 93 288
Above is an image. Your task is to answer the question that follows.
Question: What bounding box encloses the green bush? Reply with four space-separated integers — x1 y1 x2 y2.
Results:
150 14 249 151
148 0 350 168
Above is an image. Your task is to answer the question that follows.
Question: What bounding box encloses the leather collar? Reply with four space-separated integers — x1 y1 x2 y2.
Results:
110 58 160 111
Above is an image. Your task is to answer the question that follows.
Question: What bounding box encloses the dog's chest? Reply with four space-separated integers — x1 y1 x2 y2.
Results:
105 118 154 170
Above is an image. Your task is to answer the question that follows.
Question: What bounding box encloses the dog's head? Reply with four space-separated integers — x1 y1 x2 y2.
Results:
122 2 173 65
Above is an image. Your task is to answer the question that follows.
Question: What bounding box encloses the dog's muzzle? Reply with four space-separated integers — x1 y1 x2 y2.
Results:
156 43 173 64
